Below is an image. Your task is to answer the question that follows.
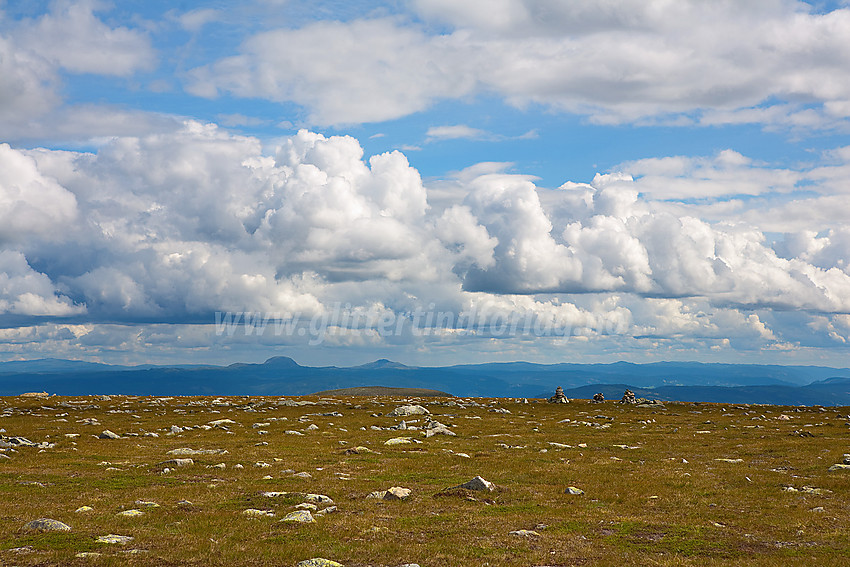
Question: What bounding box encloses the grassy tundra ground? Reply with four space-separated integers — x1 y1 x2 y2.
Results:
1 394 849 566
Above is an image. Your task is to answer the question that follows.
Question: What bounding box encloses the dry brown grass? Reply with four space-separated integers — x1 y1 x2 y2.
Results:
1 394 849 566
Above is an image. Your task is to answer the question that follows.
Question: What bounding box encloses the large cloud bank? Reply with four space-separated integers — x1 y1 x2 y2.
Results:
3 124 850 361
189 0 850 127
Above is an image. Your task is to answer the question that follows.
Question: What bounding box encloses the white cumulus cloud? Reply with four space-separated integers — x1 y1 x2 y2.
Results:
13 0 156 76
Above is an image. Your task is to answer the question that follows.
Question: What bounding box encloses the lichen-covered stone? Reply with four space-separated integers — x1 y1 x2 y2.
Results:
296 559 344 567
22 518 71 532
281 510 315 523
96 534 134 544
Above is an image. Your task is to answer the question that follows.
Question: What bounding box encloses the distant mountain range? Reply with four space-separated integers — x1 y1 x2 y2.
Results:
2 357 850 406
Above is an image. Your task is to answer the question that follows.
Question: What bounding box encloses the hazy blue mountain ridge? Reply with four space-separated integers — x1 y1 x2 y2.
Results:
2 358 850 405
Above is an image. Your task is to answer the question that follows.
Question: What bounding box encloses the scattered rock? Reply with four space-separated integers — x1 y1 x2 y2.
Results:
384 437 415 446
98 430 121 439
510 529 540 537
75 506 94 513
454 476 494 492
96 534 134 544
243 508 275 518
281 510 315 523
384 486 412 500
6 436 37 447
565 486 584 495
343 446 377 455
296 559 344 567
304 493 334 504
262 491 289 498
828 463 850 471
21 518 71 532
167 448 228 456
117 509 144 517
387 405 430 417
7 546 35 554
425 426 456 437
158 458 193 468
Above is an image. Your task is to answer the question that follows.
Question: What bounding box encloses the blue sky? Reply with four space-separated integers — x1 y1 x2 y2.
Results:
2 0 850 368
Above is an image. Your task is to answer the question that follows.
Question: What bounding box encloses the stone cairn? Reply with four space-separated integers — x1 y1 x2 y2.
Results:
619 389 637 404
547 386 569 404
591 392 605 403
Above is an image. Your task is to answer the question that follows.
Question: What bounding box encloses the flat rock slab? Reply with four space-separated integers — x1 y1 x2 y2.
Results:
297 559 344 567
243 509 275 517
385 437 419 446
22 518 71 532
96 534 134 544
343 446 376 454
158 458 194 467
387 405 430 417
4 437 37 447
117 509 144 517
167 448 228 456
